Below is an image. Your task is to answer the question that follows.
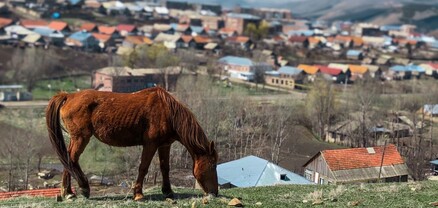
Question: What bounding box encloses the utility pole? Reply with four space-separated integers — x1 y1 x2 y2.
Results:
378 140 387 181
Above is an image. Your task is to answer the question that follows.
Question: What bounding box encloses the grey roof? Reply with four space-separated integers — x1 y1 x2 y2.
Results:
278 66 303 76
218 56 253 67
226 13 260 20
431 160 438 165
332 164 409 182
95 66 181 76
424 104 438 115
217 155 313 187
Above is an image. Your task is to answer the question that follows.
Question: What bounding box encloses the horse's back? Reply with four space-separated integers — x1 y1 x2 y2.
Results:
59 87 170 146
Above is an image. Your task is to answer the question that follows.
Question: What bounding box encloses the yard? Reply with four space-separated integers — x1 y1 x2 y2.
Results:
1 181 438 207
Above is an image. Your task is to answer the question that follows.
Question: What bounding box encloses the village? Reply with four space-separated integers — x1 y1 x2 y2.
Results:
1 0 438 202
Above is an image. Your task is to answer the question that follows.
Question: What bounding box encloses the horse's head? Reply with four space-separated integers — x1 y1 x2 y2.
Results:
194 141 218 196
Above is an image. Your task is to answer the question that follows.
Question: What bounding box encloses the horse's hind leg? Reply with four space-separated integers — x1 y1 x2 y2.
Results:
158 145 174 198
61 142 75 197
134 144 158 201
68 136 91 198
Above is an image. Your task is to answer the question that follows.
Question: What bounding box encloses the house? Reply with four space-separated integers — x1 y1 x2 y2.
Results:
154 6 169 19
0 18 13 35
224 13 261 35
22 33 44 46
265 66 303 89
419 63 438 78
423 104 438 117
203 42 220 55
48 21 70 35
218 27 237 38
65 31 99 51
225 36 253 51
218 155 312 188
102 1 127 15
33 27 65 46
218 56 254 81
98 25 119 39
153 33 180 49
4 25 34 39
92 33 113 50
93 66 180 92
152 24 174 35
122 36 153 48
20 19 48 29
317 65 345 83
0 85 32 101
192 36 211 49
348 65 368 80
116 24 138 36
362 64 382 79
80 23 98 33
346 50 363 60
303 145 409 184
307 37 322 49
190 26 207 36
297 64 319 82
170 23 191 35
288 36 308 48
430 159 438 175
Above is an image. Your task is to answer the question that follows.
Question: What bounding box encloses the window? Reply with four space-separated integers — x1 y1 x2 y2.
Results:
276 79 279 84
319 178 325 184
271 79 274 84
281 80 284 85
304 169 313 181
127 79 132 83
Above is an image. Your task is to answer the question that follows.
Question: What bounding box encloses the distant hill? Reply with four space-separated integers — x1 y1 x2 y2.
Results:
177 0 438 32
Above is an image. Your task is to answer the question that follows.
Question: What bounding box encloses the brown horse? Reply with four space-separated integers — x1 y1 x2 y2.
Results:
46 87 218 200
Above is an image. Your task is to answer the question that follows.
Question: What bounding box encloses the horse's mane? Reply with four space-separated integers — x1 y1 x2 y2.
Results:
156 87 210 155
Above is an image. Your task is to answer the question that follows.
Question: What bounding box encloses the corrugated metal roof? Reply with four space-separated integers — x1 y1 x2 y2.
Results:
96 66 180 76
218 56 253 67
332 164 409 182
424 104 438 115
278 66 302 76
217 155 312 187
68 31 92 42
346 50 362 57
430 160 438 165
226 13 260 20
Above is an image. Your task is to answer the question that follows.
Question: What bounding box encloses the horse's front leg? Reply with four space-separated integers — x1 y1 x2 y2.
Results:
158 145 174 198
134 144 158 201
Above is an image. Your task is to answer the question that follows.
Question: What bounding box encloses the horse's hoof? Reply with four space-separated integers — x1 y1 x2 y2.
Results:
79 188 90 199
65 194 76 200
134 193 144 201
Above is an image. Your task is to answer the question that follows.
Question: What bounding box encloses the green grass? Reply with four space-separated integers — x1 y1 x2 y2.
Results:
31 75 91 100
1 181 438 207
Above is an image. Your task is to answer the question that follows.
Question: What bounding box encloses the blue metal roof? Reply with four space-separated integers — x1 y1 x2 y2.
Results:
390 65 408 72
33 27 55 37
380 25 401 31
287 30 314 37
424 104 438 115
219 56 253 66
347 50 362 57
226 13 260 20
68 31 92 42
190 26 204 34
406 65 425 73
278 66 302 76
217 155 313 187
431 159 438 165
430 41 438 49
68 0 82 5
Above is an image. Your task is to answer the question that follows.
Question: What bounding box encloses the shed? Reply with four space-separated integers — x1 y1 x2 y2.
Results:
218 155 313 188
303 144 409 184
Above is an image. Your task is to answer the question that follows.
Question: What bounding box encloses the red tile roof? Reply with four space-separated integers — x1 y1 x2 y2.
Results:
116 24 136 33
227 36 250 43
125 35 153 45
98 26 117 35
0 188 62 200
317 65 342 76
289 36 307 43
322 144 405 171
0 17 13 28
92 33 112 42
80 23 97 32
20 19 48 28
193 36 211 44
180 35 193 43
428 63 438 69
48 21 68 31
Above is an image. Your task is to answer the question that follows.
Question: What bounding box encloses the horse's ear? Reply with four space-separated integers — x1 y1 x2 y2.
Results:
209 141 215 154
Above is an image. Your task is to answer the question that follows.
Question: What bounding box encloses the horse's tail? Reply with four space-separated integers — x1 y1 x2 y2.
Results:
46 92 72 175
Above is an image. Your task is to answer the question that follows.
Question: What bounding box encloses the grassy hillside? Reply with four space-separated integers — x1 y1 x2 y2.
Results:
1 181 438 207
